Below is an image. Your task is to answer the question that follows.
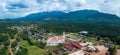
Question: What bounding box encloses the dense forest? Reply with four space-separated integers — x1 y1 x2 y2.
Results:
37 22 120 44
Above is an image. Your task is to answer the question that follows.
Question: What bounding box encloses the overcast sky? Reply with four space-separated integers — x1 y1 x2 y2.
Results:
0 0 120 19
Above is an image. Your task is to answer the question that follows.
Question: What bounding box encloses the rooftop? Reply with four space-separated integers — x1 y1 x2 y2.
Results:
72 42 82 49
65 43 74 51
47 36 65 43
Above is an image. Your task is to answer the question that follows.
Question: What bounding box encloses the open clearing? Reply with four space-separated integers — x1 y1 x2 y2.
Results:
28 46 46 55
117 49 120 55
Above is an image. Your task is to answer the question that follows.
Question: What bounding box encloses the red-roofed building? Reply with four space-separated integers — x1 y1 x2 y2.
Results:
72 42 82 49
65 43 74 51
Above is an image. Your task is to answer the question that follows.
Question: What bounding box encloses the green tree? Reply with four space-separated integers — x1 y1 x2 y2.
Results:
109 46 117 55
11 41 17 48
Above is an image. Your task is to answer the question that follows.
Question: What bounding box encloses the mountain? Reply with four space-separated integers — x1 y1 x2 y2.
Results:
14 10 120 24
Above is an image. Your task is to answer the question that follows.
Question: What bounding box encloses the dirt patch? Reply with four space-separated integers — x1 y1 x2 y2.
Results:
8 38 16 55
117 50 120 55
90 45 108 55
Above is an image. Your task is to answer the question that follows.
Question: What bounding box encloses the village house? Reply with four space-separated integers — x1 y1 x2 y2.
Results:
65 43 75 51
72 42 83 49
46 36 65 46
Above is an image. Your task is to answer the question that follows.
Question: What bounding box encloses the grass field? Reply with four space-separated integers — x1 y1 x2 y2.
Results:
28 46 46 55
17 37 59 55
67 33 81 39
18 41 31 48
18 41 47 55
45 46 58 50
86 39 101 44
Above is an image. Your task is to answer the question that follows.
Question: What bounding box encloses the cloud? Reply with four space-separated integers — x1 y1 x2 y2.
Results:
0 0 120 19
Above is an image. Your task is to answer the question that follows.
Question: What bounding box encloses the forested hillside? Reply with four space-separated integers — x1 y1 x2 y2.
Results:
13 10 120 24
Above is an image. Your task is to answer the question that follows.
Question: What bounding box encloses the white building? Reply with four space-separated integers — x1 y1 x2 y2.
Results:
79 31 89 34
46 36 65 46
